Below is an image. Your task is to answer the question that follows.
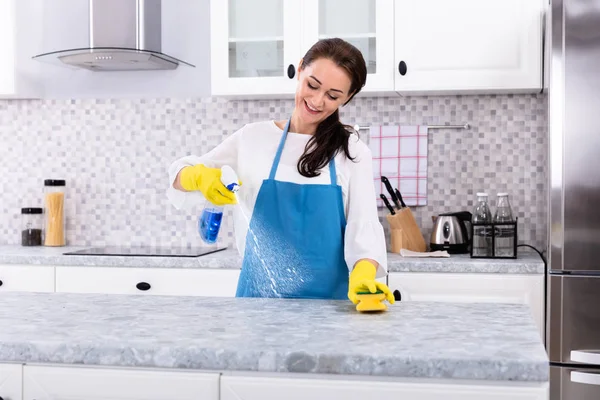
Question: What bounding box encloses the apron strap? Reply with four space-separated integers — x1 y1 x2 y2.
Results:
269 119 291 180
269 118 337 186
328 156 337 185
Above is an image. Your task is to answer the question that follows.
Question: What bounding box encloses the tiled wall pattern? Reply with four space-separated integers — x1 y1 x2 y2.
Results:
0 94 548 254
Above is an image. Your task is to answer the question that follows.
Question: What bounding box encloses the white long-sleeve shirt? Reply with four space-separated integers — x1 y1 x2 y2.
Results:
167 120 388 277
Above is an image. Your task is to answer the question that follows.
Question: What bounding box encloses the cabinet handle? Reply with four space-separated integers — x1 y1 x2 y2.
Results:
398 61 407 76
136 282 151 291
0 279 3 287
393 289 402 302
287 64 295 79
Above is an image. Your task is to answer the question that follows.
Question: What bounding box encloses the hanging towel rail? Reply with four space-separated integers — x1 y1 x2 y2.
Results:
353 123 470 131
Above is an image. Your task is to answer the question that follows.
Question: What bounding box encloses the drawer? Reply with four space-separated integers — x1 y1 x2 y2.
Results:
388 272 544 339
24 365 219 400
221 374 548 400
56 266 240 297
0 363 23 400
0 265 55 292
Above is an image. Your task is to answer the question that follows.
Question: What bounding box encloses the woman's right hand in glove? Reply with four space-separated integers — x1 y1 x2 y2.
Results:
177 164 237 206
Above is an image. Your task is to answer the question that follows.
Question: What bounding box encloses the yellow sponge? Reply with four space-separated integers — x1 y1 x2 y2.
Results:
355 291 387 312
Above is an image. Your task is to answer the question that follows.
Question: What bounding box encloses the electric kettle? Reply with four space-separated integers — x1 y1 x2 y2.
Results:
430 211 472 254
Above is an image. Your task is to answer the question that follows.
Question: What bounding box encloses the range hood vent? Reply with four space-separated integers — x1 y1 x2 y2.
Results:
33 0 194 71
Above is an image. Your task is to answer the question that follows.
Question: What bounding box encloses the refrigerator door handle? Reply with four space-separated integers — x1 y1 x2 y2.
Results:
571 350 600 365
571 371 600 386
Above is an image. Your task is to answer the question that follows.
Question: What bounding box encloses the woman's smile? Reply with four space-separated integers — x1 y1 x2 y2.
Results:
304 100 322 115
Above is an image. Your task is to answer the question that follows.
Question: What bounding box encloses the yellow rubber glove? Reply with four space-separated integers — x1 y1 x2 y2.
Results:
179 164 238 206
348 260 395 305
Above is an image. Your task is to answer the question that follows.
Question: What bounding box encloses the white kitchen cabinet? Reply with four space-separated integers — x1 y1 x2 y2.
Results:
211 0 544 97
211 0 395 97
210 0 303 97
221 374 548 400
388 272 545 338
301 0 395 93
394 0 543 94
55 266 240 297
0 363 22 400
0 265 55 293
0 0 43 98
23 365 219 400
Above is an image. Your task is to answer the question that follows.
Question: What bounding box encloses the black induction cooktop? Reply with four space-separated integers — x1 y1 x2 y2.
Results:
63 246 227 257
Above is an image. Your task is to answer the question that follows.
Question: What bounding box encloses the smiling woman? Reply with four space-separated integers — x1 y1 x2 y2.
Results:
167 38 393 308
289 38 367 178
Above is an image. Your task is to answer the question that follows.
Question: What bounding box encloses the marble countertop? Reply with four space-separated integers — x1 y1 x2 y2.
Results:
387 250 545 274
0 245 241 269
0 245 544 274
0 292 548 382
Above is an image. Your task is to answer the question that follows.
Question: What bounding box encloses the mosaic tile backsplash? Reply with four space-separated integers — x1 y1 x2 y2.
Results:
0 94 548 254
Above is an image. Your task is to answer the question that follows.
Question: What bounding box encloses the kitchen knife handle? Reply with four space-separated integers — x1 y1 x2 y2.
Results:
394 188 407 208
381 176 402 209
380 194 396 215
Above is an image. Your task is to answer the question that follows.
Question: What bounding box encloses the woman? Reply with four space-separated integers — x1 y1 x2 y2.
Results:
168 38 394 305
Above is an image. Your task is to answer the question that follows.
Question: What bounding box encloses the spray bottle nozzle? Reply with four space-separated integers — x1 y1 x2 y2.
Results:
221 165 240 193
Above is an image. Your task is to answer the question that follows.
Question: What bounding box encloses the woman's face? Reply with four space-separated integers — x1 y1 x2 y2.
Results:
294 57 353 127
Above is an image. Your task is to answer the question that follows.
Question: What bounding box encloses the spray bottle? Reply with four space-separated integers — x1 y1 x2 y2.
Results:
198 165 240 244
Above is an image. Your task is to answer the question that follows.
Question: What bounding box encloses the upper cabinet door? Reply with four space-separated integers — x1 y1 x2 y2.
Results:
394 0 544 94
0 0 15 95
0 0 42 98
302 0 395 93
211 0 303 97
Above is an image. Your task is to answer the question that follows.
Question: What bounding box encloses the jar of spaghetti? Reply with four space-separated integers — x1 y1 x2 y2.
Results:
43 179 66 246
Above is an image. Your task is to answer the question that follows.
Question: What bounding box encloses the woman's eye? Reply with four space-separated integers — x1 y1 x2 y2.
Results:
307 83 317 90
328 94 338 100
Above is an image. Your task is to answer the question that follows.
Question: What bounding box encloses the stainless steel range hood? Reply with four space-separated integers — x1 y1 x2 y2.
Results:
33 0 194 71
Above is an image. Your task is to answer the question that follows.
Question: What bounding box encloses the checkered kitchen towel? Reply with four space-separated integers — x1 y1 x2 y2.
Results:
369 125 428 207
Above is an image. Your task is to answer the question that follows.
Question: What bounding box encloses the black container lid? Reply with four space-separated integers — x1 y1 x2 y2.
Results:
44 179 66 186
22 207 43 214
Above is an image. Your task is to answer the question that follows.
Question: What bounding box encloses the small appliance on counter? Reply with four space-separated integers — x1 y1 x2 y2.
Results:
430 211 472 254
63 246 227 257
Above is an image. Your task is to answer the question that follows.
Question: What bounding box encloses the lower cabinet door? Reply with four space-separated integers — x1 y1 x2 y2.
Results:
56 266 240 297
388 272 544 338
0 363 23 400
220 375 548 400
23 365 219 400
0 265 55 292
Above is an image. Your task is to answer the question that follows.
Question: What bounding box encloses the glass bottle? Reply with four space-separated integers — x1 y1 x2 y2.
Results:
21 207 43 246
199 166 240 244
472 193 492 257
493 193 515 257
44 179 66 246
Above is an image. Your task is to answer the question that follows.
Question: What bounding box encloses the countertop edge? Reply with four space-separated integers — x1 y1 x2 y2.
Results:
0 344 549 382
0 247 545 274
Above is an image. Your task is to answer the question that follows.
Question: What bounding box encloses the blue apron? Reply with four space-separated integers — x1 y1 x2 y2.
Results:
235 119 349 300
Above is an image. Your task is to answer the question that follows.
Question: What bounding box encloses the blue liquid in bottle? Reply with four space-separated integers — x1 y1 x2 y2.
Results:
199 207 223 244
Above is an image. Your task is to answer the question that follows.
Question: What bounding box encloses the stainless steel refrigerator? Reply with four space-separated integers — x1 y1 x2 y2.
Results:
548 0 600 399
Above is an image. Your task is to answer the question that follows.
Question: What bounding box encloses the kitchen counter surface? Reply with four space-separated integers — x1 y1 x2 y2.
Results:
0 245 241 269
0 292 548 382
386 250 545 274
0 245 544 274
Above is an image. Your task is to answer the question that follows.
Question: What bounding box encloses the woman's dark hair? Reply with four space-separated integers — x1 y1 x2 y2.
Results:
297 38 367 178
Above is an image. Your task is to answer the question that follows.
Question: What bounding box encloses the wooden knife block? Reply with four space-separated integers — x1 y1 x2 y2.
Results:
386 208 426 253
